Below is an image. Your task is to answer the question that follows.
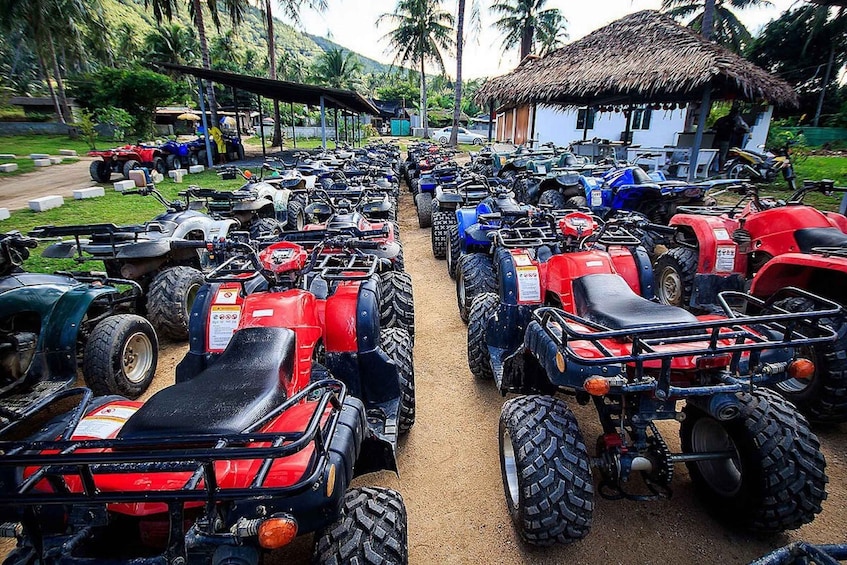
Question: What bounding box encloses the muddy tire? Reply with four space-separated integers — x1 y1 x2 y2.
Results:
89 160 111 182
680 388 827 532
431 211 454 259
249 217 284 239
379 271 415 341
447 224 461 279
538 189 566 210
468 293 499 380
286 194 308 230
415 192 433 228
654 247 698 308
456 253 497 323
83 314 158 398
499 395 594 545
770 297 847 423
312 487 408 565
381 328 415 434
122 159 139 179
565 195 588 209
147 266 205 341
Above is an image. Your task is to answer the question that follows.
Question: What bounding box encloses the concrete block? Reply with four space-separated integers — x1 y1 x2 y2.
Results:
59 149 78 156
29 153 50 160
32 159 51 167
0 154 15 159
113 179 136 192
73 186 105 199
171 170 186 183
188 164 205 174
168 168 187 179
0 208 9 221
150 171 164 183
49 156 63 165
28 195 64 212
0 163 18 173
128 169 148 187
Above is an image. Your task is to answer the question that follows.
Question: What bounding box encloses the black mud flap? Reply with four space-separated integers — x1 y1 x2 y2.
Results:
691 273 746 309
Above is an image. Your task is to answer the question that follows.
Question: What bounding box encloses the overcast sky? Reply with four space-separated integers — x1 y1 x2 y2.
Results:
279 0 800 80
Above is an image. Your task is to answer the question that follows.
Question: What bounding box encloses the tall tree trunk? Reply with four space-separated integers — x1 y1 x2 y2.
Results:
813 45 835 127
520 23 533 60
702 0 716 41
49 41 72 124
265 0 283 146
420 58 429 139
38 50 64 124
193 0 218 126
449 0 465 147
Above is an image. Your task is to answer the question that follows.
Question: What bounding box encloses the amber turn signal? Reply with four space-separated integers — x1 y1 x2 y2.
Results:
243 169 252 178
788 358 815 380
583 377 611 396
258 515 298 549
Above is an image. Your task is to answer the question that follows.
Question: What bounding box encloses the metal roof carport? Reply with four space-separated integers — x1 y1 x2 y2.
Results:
157 63 379 161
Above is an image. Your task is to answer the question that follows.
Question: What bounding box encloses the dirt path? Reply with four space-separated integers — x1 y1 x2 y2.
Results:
0 158 98 210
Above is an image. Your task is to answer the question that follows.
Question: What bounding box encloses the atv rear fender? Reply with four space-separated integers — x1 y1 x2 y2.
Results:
669 213 747 275
750 252 847 303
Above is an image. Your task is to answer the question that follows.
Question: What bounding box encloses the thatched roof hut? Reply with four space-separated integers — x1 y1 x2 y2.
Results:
476 10 798 109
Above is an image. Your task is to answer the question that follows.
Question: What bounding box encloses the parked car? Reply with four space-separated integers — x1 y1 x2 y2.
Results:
433 127 485 145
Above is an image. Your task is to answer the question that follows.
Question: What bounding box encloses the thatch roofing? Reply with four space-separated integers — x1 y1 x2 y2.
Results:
476 10 798 109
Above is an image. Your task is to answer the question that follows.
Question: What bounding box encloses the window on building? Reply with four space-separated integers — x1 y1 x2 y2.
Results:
631 108 652 130
576 108 596 130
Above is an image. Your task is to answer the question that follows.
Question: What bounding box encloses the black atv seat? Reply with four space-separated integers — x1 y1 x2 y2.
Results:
118 327 295 440
794 228 847 253
573 274 697 330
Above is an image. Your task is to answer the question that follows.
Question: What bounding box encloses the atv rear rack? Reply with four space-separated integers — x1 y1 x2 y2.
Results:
531 287 840 394
313 253 378 281
811 246 847 259
0 378 346 507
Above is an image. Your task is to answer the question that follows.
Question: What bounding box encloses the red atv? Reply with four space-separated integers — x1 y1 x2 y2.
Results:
89 144 169 182
467 211 838 545
0 236 411 564
655 179 847 421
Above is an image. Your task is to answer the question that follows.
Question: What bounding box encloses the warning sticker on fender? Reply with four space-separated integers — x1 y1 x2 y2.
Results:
716 246 736 272
73 406 138 439
214 288 239 305
209 305 241 350
516 266 541 303
512 253 532 267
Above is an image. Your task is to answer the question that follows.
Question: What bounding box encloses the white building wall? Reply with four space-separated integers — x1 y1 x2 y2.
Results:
745 105 773 150
534 105 688 148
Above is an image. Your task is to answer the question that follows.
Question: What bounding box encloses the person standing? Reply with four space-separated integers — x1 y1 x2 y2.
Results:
713 103 750 170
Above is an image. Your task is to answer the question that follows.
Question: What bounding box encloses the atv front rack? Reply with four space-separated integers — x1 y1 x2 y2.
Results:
532 287 840 395
493 225 559 248
0 379 346 507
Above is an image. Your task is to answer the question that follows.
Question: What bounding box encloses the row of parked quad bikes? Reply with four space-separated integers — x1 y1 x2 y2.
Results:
404 140 847 562
0 141 415 564
0 137 843 563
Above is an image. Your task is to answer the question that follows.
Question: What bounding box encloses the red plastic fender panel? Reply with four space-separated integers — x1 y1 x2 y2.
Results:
670 214 744 275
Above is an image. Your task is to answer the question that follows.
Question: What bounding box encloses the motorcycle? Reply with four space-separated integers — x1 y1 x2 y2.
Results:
724 141 797 190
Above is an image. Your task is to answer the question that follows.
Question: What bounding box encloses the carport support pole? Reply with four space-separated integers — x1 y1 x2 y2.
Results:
320 96 327 150
488 102 494 142
257 95 266 160
334 108 339 147
232 87 241 136
197 78 214 168
688 88 712 182
291 102 296 148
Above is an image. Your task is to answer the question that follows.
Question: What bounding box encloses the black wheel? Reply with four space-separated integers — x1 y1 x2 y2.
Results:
654 247 698 308
249 217 283 239
680 388 827 532
564 195 587 208
82 314 158 398
389 220 401 243
770 297 847 423
380 328 415 434
456 253 497 323
499 395 594 545
473 137 484 145
196 151 208 166
431 211 454 259
415 192 433 228
147 266 205 341
189 152 200 167
447 224 461 279
236 144 245 161
122 159 139 179
286 194 308 230
393 240 406 271
312 487 408 565
410 178 419 195
165 154 179 171
89 160 112 182
379 271 415 341
538 190 566 209
725 159 751 180
512 177 531 204
468 292 499 380
151 156 167 174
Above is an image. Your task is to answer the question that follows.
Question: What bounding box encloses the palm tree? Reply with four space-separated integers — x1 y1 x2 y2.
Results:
143 23 199 68
311 48 363 89
379 0 454 138
661 0 766 52
490 0 566 61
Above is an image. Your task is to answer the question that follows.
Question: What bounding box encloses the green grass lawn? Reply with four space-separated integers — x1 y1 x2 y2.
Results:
737 156 847 212
0 134 96 156
0 155 80 177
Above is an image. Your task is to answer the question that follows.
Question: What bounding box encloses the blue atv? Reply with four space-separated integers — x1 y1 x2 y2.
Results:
431 173 492 259
414 161 459 228
159 138 206 170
